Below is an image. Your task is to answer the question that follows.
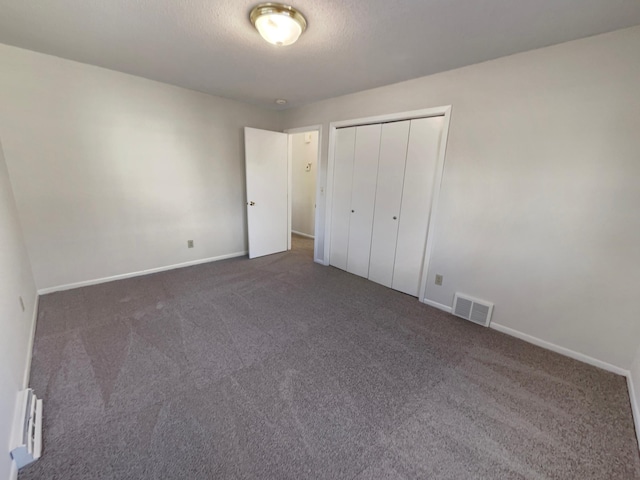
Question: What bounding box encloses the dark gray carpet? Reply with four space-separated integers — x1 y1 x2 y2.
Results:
21 235 640 479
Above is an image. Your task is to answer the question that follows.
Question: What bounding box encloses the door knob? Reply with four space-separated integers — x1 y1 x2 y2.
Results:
351 210 355 213
248 201 255 206
393 216 397 220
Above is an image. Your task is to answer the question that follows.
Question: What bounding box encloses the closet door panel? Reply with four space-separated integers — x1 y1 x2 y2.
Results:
329 127 356 270
368 121 410 287
346 124 382 278
392 116 444 296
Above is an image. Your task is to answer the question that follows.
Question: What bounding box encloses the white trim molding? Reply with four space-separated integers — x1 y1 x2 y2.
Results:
626 374 640 452
421 298 453 314
284 124 324 135
37 251 247 295
327 107 453 130
291 230 314 239
490 322 628 376
22 295 39 388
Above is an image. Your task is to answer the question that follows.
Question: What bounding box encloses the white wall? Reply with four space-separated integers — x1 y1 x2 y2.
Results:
0 44 281 291
282 26 640 370
291 132 318 237
0 138 38 480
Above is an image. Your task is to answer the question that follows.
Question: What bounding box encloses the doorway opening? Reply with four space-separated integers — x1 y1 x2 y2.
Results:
243 124 321 262
286 126 321 261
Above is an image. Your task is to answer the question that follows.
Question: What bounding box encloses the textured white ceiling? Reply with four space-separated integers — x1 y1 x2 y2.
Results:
1 0 640 109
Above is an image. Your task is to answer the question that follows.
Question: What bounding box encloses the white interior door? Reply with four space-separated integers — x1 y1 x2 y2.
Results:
392 117 444 296
244 127 288 259
329 127 357 270
346 124 382 278
368 120 410 287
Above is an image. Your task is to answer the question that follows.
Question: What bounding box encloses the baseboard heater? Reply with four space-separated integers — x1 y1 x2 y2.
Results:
10 388 43 469
452 293 494 327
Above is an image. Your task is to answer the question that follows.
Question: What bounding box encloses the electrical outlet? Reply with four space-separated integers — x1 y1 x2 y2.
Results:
435 274 443 286
187 240 194 248
19 296 25 312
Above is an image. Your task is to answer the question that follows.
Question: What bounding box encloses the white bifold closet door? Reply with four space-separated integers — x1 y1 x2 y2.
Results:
329 127 356 270
330 115 444 297
368 121 411 287
391 116 444 296
346 124 382 278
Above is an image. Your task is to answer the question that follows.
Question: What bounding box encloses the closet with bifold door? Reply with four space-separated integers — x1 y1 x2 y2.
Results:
329 116 444 297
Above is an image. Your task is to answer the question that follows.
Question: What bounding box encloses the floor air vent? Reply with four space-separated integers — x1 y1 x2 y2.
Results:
10 388 43 469
452 293 494 327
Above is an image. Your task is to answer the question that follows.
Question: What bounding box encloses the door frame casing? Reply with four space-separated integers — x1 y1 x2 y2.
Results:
324 106 452 303
284 124 323 262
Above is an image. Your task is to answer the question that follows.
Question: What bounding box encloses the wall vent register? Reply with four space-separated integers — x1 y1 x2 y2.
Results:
452 293 494 327
10 388 43 469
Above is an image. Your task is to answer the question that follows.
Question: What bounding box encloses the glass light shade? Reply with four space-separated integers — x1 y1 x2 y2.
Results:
250 4 307 47
254 13 302 46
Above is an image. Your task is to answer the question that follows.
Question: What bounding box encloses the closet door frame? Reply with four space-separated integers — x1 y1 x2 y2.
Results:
324 106 452 304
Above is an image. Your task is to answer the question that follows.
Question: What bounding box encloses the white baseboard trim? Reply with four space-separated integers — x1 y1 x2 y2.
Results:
22 295 39 389
421 298 452 313
489 322 628 376
292 230 315 239
37 251 248 295
627 374 640 450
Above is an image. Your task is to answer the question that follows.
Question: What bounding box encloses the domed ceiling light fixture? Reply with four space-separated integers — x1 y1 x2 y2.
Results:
250 3 307 46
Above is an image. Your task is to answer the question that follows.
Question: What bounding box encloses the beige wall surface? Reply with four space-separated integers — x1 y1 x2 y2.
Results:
282 26 640 369
0 44 281 290
0 139 37 480
1 27 639 371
